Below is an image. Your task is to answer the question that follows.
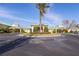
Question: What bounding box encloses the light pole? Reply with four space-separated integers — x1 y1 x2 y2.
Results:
18 24 21 34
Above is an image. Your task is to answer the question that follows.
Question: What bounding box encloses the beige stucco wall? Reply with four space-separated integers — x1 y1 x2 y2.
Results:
49 29 53 34
24 29 30 33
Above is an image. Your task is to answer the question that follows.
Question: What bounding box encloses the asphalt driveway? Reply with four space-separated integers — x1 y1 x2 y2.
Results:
0 34 79 56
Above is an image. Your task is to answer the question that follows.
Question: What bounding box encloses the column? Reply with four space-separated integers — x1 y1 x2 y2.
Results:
43 26 44 32
31 26 34 32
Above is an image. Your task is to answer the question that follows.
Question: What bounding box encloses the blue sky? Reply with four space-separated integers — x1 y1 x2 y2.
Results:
0 3 79 28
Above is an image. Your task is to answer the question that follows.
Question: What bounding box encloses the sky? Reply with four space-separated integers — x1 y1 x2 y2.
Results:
0 3 79 28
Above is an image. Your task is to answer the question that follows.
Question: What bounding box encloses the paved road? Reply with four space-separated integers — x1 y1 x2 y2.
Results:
0 34 79 56
0 33 22 47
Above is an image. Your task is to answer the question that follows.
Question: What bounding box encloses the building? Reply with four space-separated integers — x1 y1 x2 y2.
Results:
48 29 53 34
31 24 48 33
58 24 65 29
23 28 31 33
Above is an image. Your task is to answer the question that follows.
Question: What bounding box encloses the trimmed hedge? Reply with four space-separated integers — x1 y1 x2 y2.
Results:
33 26 48 32
33 26 39 32
44 26 48 32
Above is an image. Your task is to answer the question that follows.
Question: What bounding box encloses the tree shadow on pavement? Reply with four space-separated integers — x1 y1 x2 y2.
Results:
0 36 33 55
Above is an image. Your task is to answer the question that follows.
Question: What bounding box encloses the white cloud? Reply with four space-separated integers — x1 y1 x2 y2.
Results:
0 20 10 25
44 5 63 26
0 12 35 24
0 7 36 24
45 13 62 25
45 13 60 21
45 4 63 24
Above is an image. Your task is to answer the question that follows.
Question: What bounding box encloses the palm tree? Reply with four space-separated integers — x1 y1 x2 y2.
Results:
36 3 49 32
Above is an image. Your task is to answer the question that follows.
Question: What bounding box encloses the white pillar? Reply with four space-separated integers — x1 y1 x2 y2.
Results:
43 26 44 32
31 26 34 32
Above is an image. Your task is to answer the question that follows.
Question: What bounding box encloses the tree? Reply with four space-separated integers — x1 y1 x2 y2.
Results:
36 3 49 32
63 20 70 29
63 20 76 29
68 20 76 29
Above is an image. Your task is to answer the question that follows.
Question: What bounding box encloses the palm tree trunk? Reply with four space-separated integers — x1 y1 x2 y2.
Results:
39 12 42 32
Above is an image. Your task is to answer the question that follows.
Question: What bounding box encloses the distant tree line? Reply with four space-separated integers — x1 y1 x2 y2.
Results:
0 26 22 33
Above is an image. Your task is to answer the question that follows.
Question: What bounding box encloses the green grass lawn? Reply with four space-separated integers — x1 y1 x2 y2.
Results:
21 32 62 37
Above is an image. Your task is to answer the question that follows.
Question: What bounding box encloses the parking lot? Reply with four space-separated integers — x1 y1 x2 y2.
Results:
0 34 79 56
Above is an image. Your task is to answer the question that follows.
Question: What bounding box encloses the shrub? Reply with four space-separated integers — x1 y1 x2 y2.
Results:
44 26 48 32
33 26 39 32
53 29 56 33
